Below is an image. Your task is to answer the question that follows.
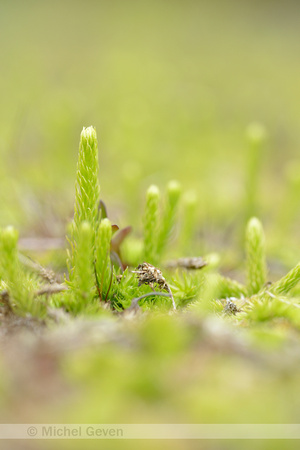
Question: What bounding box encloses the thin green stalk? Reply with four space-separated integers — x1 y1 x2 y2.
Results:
245 217 267 296
157 180 181 258
143 185 160 265
95 218 112 299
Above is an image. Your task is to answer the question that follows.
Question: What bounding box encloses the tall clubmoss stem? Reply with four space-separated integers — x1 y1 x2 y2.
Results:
143 185 160 265
72 221 95 305
157 180 181 258
95 218 112 299
68 126 100 281
245 217 267 296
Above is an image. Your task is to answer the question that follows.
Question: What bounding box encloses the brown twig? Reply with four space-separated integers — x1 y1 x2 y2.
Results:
18 253 58 284
165 256 207 270
35 284 68 297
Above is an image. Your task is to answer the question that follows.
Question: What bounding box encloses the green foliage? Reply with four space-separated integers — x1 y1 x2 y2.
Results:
3 2 300 432
0 226 45 317
65 127 115 311
1 121 300 436
171 269 205 307
109 269 139 310
0 227 19 285
269 262 300 296
240 293 300 332
1 124 299 324
143 185 160 265
142 180 182 266
215 274 248 299
74 126 100 230
157 180 181 259
71 221 95 306
245 217 267 296
188 273 223 314
68 126 100 281
95 218 113 300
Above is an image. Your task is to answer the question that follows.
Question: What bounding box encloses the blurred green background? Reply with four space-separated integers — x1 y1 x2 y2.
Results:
1 0 300 244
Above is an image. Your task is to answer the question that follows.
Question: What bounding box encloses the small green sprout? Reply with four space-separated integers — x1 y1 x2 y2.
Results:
245 217 267 296
95 217 113 300
157 180 181 258
143 184 160 265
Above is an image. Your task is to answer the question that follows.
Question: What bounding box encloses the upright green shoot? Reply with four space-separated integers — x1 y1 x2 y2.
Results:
0 227 44 317
68 126 100 281
245 217 267 296
72 221 95 306
157 181 181 259
143 185 160 265
0 227 20 300
95 218 112 300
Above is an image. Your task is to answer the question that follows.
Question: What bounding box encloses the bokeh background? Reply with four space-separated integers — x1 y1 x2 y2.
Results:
1 0 300 248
